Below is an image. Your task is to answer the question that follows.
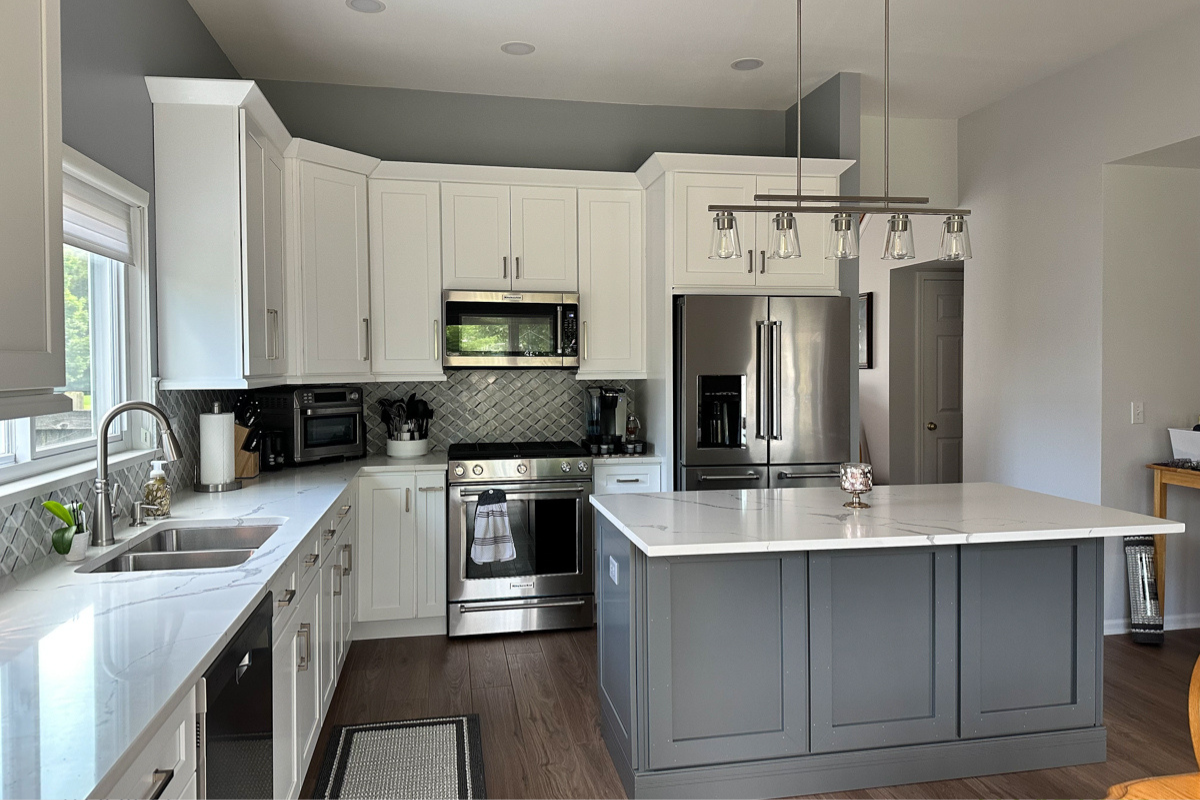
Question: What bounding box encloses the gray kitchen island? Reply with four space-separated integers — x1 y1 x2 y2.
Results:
590 482 1183 799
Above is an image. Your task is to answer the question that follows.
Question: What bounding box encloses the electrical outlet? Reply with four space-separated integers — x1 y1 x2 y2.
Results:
1131 401 1145 425
141 428 153 446
609 555 619 586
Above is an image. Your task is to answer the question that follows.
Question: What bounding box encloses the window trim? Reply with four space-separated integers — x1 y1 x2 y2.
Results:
0 147 153 486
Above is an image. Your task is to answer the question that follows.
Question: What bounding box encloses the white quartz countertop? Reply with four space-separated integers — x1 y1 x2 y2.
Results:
590 482 1184 557
0 454 445 800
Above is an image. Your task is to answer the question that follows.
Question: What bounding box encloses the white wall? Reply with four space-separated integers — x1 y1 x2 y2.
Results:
857 116 957 483
959 8 1200 630
1101 163 1200 630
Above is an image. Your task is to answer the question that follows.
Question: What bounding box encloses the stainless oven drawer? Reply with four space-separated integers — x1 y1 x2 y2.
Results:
449 595 594 637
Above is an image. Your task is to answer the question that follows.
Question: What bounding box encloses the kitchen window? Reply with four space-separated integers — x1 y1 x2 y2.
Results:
0 148 152 485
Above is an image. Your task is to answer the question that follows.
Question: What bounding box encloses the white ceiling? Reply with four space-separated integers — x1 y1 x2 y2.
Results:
186 0 1200 119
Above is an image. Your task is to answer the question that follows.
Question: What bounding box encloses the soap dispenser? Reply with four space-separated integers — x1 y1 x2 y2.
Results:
143 460 172 517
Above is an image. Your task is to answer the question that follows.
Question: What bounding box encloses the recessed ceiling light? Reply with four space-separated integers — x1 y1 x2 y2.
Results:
500 41 536 56
346 0 385 12
731 58 764 71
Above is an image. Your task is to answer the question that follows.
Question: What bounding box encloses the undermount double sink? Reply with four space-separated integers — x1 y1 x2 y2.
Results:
79 524 280 574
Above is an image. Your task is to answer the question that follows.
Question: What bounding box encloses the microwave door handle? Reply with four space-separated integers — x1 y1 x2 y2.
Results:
557 306 563 355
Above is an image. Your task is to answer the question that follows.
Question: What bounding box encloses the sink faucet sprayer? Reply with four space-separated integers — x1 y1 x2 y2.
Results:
92 401 183 547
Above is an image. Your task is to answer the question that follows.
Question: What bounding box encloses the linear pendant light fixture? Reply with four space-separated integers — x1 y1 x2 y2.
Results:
708 0 972 262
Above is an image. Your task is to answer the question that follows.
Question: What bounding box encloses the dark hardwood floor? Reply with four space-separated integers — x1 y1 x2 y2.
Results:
301 628 1200 800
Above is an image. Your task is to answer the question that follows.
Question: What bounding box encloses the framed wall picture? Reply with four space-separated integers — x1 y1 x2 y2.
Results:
859 292 874 369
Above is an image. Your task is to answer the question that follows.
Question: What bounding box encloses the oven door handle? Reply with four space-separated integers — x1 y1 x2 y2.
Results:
458 598 587 613
301 406 362 417
458 487 588 498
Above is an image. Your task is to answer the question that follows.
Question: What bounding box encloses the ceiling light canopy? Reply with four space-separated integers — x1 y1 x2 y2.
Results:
345 0 385 12
500 41 536 56
730 58 764 71
708 0 973 263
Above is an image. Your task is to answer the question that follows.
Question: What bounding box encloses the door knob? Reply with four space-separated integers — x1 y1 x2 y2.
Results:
926 421 937 431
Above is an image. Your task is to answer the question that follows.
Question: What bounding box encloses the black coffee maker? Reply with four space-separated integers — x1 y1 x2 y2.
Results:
585 387 629 455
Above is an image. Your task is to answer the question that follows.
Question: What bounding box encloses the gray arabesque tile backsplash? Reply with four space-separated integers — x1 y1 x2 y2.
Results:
0 372 637 579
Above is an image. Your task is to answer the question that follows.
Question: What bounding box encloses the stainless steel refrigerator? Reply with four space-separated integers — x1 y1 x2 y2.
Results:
674 295 851 490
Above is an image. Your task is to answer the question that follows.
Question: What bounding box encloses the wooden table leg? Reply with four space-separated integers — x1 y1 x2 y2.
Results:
1153 471 1167 614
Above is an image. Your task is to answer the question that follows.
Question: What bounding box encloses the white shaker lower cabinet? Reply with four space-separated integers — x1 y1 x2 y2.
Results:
298 160 373 378
594 460 662 494
95 688 197 800
357 472 448 637
273 574 320 800
367 179 444 380
0 0 67 420
577 188 645 378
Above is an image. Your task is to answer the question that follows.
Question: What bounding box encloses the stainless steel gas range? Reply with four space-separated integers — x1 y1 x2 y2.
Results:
447 441 594 637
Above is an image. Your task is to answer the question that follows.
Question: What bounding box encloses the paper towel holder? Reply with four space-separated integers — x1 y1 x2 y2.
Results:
195 401 243 493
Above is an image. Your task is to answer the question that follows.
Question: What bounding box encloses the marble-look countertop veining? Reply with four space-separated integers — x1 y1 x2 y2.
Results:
0 454 446 800
590 482 1184 557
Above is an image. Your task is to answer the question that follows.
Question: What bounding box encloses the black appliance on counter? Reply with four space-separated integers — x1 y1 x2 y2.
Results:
256 386 366 468
198 594 273 799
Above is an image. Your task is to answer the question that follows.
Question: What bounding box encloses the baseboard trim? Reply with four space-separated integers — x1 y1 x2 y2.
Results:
610 725 1106 799
353 616 446 640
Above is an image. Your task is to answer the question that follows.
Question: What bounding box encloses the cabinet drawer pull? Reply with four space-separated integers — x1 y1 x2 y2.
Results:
515 255 521 279
748 250 754 274
304 553 319 568
406 487 411 513
615 478 642 484
502 255 508 278
362 318 371 361
297 623 311 671
276 588 296 608
333 564 343 596
760 249 767 274
267 309 279 360
418 485 444 492
338 504 352 516
342 543 352 574
145 768 174 800
323 528 335 542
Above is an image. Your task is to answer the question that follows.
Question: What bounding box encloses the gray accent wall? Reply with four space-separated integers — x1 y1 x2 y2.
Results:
60 0 240 370
257 80 788 173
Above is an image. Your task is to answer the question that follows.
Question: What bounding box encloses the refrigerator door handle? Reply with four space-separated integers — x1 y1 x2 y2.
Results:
771 320 783 440
756 321 770 440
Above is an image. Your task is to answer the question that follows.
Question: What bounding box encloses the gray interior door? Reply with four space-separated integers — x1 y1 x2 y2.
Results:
960 540 1101 738
918 279 964 483
677 295 768 467
769 296 852 466
646 554 809 769
809 547 958 752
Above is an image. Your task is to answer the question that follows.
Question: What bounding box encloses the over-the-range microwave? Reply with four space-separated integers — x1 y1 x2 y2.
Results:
442 291 579 369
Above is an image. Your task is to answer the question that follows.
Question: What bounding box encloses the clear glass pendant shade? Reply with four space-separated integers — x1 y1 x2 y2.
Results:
939 214 972 260
825 212 859 260
709 211 742 259
882 213 916 260
767 212 801 259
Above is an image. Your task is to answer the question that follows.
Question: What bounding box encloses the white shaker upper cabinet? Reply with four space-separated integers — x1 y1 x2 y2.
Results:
577 189 645 378
672 173 757 288
0 0 68 420
298 161 372 377
243 115 288 378
368 179 444 381
511 186 578 292
754 174 839 291
441 183 511 291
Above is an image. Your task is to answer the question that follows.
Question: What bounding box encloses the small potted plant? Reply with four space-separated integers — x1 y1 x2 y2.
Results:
42 500 87 562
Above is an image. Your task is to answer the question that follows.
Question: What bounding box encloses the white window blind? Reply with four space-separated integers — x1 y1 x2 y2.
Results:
62 172 136 266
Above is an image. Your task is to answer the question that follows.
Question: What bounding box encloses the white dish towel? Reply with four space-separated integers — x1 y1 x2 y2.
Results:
471 488 516 564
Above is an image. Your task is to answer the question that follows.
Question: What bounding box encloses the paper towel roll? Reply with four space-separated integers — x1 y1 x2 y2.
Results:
199 411 236 486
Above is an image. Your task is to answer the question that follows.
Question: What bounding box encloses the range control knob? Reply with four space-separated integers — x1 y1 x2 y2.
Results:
577 461 589 473
516 463 528 475
561 462 572 473
453 464 466 477
472 464 484 476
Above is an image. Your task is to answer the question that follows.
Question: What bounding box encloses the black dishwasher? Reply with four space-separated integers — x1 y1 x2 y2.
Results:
198 594 273 799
